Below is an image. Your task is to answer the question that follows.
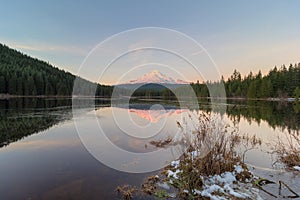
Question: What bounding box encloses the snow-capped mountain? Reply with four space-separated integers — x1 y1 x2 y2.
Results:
127 70 188 84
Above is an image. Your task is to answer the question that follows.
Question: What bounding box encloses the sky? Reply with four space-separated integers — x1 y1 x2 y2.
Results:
0 0 300 84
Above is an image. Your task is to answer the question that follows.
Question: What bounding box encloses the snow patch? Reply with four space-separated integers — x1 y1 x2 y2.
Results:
128 70 188 84
167 169 181 179
170 160 180 168
215 172 236 184
293 166 300 171
224 184 249 198
162 161 261 199
234 165 244 173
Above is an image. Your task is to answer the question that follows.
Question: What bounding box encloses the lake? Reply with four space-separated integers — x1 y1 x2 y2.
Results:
0 98 299 199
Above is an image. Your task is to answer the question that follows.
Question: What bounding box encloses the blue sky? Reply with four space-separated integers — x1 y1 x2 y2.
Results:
1 0 300 84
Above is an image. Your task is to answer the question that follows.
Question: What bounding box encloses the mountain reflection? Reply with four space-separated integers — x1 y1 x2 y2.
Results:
129 108 186 123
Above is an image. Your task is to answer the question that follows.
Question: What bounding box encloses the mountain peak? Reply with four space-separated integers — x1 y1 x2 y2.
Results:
150 70 160 74
128 70 188 84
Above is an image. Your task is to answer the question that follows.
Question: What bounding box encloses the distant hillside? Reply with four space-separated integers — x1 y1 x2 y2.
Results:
0 43 112 96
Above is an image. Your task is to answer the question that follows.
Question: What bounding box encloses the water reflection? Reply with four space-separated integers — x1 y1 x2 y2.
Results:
226 100 300 133
129 108 186 123
0 98 73 147
0 98 299 199
1 98 299 149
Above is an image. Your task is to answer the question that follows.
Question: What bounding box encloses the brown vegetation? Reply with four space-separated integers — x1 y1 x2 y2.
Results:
115 185 138 200
273 131 300 168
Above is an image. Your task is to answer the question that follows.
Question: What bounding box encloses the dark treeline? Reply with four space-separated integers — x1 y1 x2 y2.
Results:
190 64 300 99
131 84 176 99
0 43 113 96
132 89 175 99
117 64 300 100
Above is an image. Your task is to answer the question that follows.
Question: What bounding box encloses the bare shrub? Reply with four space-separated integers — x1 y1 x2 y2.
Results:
273 131 300 168
143 112 258 199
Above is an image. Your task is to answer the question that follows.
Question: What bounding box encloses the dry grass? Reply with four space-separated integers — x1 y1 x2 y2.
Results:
115 185 138 200
117 112 262 199
143 112 258 199
273 131 300 168
174 112 258 177
149 137 172 148
240 134 262 162
141 175 159 195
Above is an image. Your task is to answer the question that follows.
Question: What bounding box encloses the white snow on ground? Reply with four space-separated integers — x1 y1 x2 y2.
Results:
167 169 181 179
234 164 244 173
191 150 199 160
200 168 252 199
293 166 300 171
167 160 181 180
224 184 249 199
170 160 180 168
199 184 226 200
161 161 263 199
215 172 236 184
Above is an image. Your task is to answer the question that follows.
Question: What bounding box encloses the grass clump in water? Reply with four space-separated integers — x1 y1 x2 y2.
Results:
116 185 138 200
143 112 261 199
273 131 300 169
116 112 262 199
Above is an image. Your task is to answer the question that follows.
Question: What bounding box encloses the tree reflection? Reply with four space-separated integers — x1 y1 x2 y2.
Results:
0 98 72 147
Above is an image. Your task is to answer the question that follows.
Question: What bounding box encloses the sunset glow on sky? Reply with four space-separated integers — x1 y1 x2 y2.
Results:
1 0 300 84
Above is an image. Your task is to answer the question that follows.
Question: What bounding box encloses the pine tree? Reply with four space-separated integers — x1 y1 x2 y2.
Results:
17 80 23 95
247 81 257 99
8 73 17 94
0 76 6 93
27 76 37 95
34 72 44 95
294 87 300 103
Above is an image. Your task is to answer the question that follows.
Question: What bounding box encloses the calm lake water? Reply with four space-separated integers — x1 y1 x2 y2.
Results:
0 98 299 199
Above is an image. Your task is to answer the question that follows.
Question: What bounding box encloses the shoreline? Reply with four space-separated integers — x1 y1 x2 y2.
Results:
0 94 299 102
0 94 112 100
